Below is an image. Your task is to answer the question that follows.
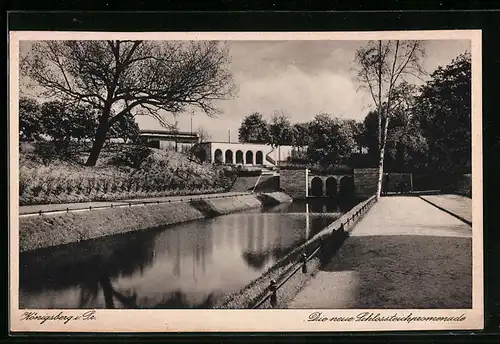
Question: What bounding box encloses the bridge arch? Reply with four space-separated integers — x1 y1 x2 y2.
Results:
245 150 254 165
339 176 355 198
235 150 244 164
310 177 323 197
325 177 338 197
214 149 223 164
225 149 233 164
255 151 263 165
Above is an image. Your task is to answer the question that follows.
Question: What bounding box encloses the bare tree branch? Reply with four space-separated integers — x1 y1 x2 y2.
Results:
22 40 237 165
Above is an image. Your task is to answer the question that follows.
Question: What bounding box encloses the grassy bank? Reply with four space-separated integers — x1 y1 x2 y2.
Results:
19 142 234 205
19 191 292 252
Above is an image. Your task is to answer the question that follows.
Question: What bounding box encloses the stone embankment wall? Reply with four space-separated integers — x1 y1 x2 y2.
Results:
281 167 380 199
279 168 307 199
19 192 292 252
353 168 379 198
215 194 377 309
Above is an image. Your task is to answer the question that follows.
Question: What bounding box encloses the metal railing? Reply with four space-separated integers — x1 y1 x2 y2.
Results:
20 192 253 217
252 194 377 309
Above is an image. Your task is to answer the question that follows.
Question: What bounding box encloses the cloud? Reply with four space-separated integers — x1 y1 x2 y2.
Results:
136 64 371 142
228 64 368 122
123 39 472 142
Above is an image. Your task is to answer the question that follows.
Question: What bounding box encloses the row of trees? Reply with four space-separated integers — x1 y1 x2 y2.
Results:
355 40 471 198
19 98 141 146
238 111 362 166
238 51 471 185
354 40 471 198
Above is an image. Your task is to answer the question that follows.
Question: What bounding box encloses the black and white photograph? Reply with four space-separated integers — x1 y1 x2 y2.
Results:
9 31 482 332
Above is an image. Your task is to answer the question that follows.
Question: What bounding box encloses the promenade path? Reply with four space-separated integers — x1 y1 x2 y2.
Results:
19 191 250 216
287 196 472 309
420 194 472 224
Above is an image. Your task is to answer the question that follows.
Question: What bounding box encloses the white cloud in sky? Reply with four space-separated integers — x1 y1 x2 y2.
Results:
137 39 470 141
19 39 470 142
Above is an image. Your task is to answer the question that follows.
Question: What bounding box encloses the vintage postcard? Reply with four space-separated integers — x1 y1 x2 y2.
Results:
9 30 483 332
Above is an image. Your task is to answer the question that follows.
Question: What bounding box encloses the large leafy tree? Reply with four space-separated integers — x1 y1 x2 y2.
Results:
384 108 428 172
108 112 140 144
268 111 293 165
361 110 380 165
268 111 293 147
19 97 42 141
238 112 270 143
415 53 471 174
361 81 428 172
40 100 97 144
21 40 236 166
291 122 310 152
355 40 426 199
306 113 356 167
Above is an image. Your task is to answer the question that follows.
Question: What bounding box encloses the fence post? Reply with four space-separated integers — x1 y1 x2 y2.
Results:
340 222 345 233
319 237 324 256
269 280 277 308
301 253 308 273
39 210 42 216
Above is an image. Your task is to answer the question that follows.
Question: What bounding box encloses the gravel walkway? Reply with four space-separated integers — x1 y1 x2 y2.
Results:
419 194 472 224
287 196 472 309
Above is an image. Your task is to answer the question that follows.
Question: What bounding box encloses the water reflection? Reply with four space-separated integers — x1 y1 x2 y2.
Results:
20 199 357 309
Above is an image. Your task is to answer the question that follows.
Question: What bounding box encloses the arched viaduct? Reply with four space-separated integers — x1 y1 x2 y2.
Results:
308 174 355 198
197 142 295 167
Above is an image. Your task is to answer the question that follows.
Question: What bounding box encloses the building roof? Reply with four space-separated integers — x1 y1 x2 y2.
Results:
140 129 199 138
140 130 199 144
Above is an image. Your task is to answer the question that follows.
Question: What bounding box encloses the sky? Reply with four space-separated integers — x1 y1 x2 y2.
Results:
19 39 470 142
136 39 470 142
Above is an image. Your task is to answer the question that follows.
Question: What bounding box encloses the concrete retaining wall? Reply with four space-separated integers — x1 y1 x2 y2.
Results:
354 168 379 198
19 192 292 253
279 168 307 199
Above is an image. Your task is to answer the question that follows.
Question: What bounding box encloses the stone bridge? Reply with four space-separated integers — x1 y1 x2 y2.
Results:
308 174 354 197
280 167 376 199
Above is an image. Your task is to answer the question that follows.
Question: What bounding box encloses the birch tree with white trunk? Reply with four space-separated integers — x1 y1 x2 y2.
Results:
355 40 426 199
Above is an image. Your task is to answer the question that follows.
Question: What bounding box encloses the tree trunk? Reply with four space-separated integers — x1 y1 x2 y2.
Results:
98 274 115 309
86 118 109 166
377 41 383 151
376 115 390 200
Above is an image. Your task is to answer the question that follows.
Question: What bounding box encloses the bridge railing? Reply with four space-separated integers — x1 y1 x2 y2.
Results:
251 194 377 309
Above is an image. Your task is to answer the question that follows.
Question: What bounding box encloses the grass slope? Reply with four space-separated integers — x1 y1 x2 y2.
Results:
19 142 233 205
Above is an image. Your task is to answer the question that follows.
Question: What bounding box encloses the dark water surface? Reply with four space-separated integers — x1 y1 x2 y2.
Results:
19 199 357 309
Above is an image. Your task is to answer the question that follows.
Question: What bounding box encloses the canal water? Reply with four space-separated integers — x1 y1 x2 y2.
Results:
19 198 357 309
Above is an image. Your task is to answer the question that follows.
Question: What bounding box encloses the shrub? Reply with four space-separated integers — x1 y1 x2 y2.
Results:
19 143 235 205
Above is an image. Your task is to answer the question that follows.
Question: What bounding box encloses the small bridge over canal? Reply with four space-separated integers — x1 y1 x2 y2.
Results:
307 174 354 198
279 167 377 200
